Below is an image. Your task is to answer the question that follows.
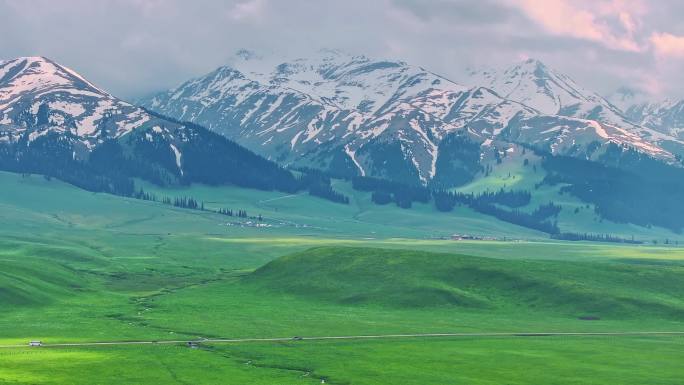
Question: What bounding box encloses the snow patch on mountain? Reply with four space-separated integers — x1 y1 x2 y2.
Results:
625 99 684 138
170 143 183 175
469 59 629 125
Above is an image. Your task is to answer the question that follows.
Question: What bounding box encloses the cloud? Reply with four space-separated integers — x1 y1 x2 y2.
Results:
650 32 684 58
0 0 682 100
229 0 267 22
511 0 643 52
618 11 638 35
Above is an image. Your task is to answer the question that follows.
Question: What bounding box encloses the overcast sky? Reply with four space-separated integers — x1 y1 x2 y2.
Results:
2 0 684 101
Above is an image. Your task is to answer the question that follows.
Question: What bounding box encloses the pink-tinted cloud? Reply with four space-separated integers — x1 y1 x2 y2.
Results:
3 0 684 99
511 0 644 52
618 11 637 35
650 32 684 58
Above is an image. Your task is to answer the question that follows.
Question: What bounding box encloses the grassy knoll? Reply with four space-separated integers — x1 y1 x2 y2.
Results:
249 247 684 316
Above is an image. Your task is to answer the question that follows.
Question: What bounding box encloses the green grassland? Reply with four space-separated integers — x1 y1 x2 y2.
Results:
1 171 684 384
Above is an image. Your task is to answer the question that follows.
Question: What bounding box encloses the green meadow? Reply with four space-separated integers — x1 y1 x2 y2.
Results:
1 171 684 384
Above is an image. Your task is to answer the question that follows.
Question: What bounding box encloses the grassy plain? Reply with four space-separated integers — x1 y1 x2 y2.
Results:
1 171 683 384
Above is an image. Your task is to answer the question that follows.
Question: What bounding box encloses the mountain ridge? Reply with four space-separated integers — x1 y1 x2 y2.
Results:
0 56 307 196
625 99 684 139
0 56 150 151
143 51 682 186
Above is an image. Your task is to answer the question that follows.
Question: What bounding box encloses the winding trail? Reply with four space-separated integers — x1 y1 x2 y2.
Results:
1 331 683 349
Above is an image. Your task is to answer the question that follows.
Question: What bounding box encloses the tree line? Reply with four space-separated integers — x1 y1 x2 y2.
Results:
297 168 350 204
348 173 561 234
431 190 559 234
551 232 642 244
134 188 258 220
352 176 430 209
433 189 532 212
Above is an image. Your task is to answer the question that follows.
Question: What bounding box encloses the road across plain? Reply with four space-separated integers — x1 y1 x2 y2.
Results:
1 331 684 349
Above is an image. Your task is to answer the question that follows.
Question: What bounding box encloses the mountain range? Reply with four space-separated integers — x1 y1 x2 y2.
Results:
3 52 684 233
142 50 684 186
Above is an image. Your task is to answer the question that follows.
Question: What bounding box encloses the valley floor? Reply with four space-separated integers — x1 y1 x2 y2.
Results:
1 172 683 384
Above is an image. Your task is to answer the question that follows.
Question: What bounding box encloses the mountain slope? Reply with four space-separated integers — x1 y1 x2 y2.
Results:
0 56 301 195
471 59 684 157
468 59 628 123
0 56 153 155
625 99 684 140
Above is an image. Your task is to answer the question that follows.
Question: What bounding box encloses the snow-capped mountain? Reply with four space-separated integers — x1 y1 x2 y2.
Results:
228 49 470 115
145 50 473 181
470 60 684 153
624 99 684 139
0 56 155 156
143 50 677 185
468 59 630 125
0 56 302 194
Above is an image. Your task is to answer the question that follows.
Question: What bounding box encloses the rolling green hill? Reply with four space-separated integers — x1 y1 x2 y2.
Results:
249 247 684 318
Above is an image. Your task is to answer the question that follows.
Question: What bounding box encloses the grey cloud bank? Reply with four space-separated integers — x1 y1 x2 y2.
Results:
1 0 682 100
